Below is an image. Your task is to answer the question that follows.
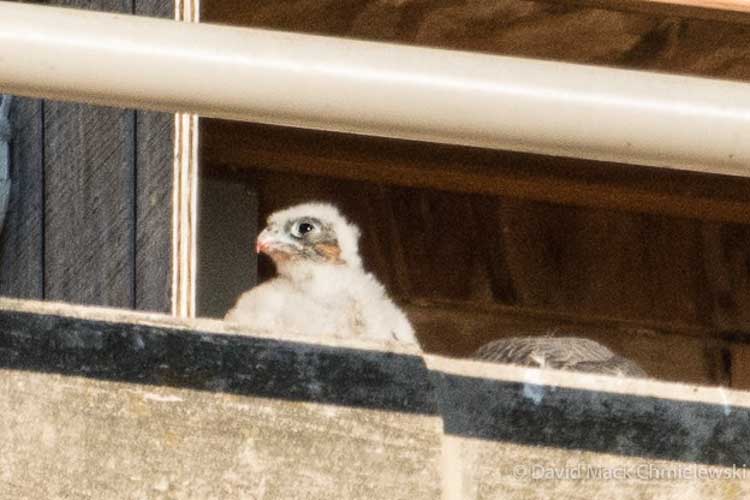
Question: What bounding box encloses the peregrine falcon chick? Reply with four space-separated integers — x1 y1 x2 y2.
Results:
225 202 418 346
473 336 646 377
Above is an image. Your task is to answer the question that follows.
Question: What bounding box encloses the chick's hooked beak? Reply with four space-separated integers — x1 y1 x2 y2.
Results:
255 227 275 255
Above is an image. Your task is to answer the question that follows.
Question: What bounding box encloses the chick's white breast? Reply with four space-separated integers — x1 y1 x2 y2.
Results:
225 272 417 345
225 279 364 338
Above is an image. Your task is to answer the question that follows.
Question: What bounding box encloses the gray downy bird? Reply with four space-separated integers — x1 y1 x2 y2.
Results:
225 202 418 346
473 336 646 377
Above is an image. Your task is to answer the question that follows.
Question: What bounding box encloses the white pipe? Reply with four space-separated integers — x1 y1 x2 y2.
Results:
0 2 749 176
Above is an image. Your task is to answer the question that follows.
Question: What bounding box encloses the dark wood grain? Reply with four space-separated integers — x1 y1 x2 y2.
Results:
48 0 133 12
135 0 171 17
134 110 173 312
38 0 174 310
132 0 174 312
495 200 712 324
44 0 137 308
545 0 750 25
1 2 173 311
0 98 44 299
44 99 135 307
731 343 750 390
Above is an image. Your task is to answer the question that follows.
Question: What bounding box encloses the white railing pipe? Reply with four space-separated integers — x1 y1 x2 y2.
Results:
0 1 749 176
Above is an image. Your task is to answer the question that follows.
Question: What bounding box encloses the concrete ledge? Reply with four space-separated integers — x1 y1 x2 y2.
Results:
0 298 748 499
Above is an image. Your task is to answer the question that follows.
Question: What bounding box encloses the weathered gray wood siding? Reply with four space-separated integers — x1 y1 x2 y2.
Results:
0 0 174 312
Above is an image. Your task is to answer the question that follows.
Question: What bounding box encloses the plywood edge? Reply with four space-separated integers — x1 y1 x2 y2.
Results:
171 0 200 319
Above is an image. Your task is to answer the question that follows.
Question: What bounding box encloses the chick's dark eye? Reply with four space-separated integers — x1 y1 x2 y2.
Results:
297 222 314 235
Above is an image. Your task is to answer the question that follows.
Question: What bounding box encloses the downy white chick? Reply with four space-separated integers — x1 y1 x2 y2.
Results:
225 202 418 346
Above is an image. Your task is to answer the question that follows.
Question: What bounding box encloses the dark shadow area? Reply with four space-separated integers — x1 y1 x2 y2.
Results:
1 308 749 468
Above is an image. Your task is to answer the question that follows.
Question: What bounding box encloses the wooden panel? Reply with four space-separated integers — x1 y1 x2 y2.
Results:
134 0 174 313
134 109 173 312
0 98 44 299
43 97 135 307
0 1 174 310
135 0 171 17
495 200 712 323
2 298 750 499
47 0 133 13
37 0 176 310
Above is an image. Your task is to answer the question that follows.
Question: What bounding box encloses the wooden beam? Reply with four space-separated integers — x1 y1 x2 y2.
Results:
0 97 43 300
202 120 750 224
1 298 750 498
544 0 750 25
204 0 750 31
43 95 136 308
